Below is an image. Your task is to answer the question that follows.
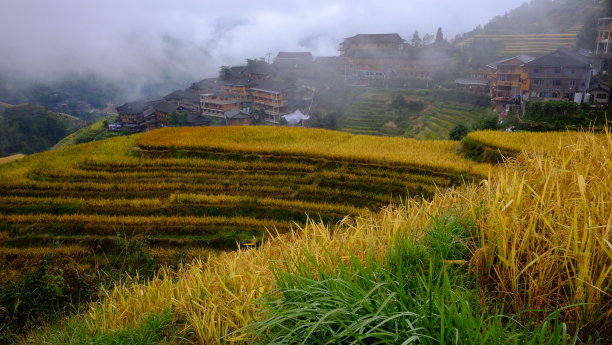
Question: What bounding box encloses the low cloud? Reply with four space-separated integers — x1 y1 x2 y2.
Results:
0 0 526 97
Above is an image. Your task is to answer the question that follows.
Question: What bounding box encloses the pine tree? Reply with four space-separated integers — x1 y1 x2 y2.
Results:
435 27 444 44
411 30 422 47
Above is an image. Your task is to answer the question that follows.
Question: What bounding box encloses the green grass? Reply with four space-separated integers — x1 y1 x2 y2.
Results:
243 215 584 344
52 115 122 149
338 88 495 139
23 309 178 345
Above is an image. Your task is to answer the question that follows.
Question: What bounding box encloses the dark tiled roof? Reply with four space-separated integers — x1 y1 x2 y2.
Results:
188 78 223 92
343 33 405 45
588 83 611 92
116 100 154 115
187 113 210 126
224 108 250 120
164 90 190 101
487 55 534 69
154 101 178 114
251 79 292 94
275 52 313 61
524 48 590 68
314 56 340 64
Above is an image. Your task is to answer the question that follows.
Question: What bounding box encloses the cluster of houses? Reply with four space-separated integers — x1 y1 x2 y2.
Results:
457 16 612 112
115 52 324 132
456 47 610 111
115 21 612 132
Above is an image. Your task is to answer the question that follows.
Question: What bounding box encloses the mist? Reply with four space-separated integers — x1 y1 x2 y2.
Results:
0 0 527 99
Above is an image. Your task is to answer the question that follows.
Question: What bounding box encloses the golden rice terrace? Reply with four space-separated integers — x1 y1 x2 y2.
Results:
0 126 490 274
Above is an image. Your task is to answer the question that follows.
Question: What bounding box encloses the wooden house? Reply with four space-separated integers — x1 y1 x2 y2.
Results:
587 83 610 106
200 93 242 117
224 109 252 126
153 101 177 127
251 87 286 123
524 48 591 102
487 55 534 102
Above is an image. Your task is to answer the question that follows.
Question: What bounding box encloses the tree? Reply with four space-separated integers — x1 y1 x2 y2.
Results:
435 27 444 44
168 109 188 126
411 31 422 47
422 33 434 46
391 94 406 109
325 112 338 130
449 124 468 140
219 66 231 80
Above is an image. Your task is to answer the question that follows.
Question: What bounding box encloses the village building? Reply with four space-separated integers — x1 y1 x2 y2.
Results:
153 101 177 127
251 87 285 123
224 109 252 126
587 83 610 106
164 89 201 114
596 17 612 57
523 48 591 102
273 52 315 78
487 55 534 103
116 100 162 131
339 33 405 83
200 93 242 117
339 33 451 85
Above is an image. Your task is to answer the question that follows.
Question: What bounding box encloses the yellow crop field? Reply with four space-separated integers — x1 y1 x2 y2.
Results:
47 128 606 345
465 130 598 154
4 126 610 343
139 126 491 176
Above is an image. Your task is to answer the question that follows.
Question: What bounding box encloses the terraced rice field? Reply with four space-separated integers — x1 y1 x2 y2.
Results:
339 88 493 139
0 127 490 276
414 104 490 140
338 89 391 135
457 25 582 56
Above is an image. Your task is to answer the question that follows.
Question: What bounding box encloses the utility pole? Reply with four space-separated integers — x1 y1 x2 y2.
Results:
266 52 272 64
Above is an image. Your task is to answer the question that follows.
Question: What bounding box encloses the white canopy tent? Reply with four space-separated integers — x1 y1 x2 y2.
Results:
281 109 310 126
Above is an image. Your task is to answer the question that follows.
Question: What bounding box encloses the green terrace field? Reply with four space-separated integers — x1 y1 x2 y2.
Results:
337 88 494 139
0 127 490 281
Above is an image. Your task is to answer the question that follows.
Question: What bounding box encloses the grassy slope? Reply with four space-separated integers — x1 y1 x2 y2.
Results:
52 115 120 150
0 154 25 165
11 128 610 344
338 88 493 139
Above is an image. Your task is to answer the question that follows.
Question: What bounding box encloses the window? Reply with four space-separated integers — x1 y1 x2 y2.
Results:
533 68 542 73
552 80 561 86
551 92 560 98
596 93 608 99
567 68 576 75
553 68 561 74
564 93 574 99
533 79 544 86
569 80 576 86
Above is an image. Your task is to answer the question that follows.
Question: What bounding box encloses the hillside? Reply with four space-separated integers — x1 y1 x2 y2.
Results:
0 126 495 339
3 127 606 344
52 115 123 150
0 104 86 156
337 88 494 139
456 0 612 55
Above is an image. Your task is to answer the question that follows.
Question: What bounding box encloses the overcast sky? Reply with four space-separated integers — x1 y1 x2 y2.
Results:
0 0 528 94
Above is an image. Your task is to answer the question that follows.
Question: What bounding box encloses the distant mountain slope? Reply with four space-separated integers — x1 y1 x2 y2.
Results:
0 104 86 156
0 101 12 112
52 115 123 150
456 0 612 56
